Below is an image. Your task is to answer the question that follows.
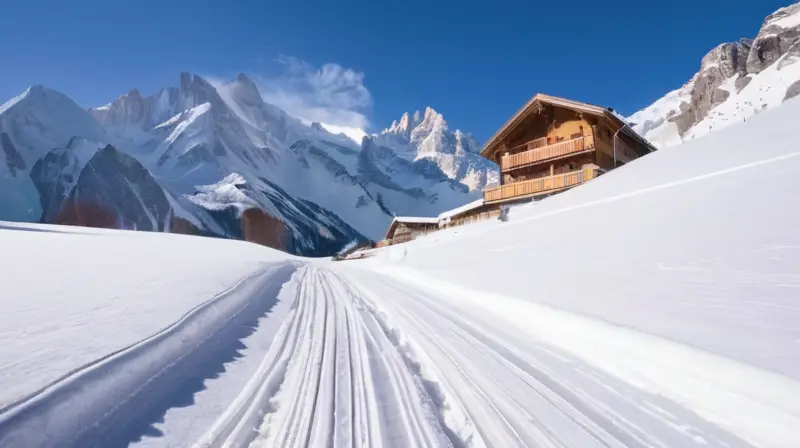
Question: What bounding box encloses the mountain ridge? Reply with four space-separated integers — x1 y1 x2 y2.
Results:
630 1 800 148
0 72 497 255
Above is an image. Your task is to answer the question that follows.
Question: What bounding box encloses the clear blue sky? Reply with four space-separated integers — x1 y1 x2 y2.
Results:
0 0 792 141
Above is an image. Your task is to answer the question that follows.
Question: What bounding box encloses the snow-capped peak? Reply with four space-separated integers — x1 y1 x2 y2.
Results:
630 1 800 149
0 84 107 162
372 106 498 191
763 2 800 30
382 106 447 140
224 73 264 106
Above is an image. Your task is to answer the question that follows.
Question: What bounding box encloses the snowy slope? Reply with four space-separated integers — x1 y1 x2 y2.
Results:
353 96 800 447
631 2 800 148
2 96 799 448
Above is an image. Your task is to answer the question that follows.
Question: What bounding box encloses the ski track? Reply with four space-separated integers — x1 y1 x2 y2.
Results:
202 265 758 448
3 263 784 447
0 262 297 448
209 266 452 448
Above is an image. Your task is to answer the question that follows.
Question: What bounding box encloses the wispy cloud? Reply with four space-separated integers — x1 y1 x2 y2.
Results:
253 56 372 142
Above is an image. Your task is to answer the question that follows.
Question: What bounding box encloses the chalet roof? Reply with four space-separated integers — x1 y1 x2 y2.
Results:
437 198 485 220
392 216 440 224
385 216 439 239
481 93 657 158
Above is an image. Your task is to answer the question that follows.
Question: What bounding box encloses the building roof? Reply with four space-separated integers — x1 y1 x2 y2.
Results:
480 93 657 159
385 200 491 240
391 216 440 224
385 216 440 239
437 198 485 220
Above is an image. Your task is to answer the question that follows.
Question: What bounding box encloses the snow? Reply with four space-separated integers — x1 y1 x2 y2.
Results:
768 5 800 29
629 84 692 148
354 95 800 446
0 223 290 409
375 106 499 191
0 85 107 167
631 3 800 149
436 198 485 220
388 198 488 228
392 216 440 224
314 122 367 144
3 94 800 447
686 52 800 140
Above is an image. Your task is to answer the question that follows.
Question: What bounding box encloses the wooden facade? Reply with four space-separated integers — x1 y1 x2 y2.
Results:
385 218 439 245
481 94 656 203
382 200 504 246
439 202 502 229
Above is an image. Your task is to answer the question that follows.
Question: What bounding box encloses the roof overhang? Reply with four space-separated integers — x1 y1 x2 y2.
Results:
480 93 657 159
385 216 440 239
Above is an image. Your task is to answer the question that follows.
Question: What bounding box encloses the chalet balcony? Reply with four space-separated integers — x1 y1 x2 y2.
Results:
484 167 599 203
501 136 592 172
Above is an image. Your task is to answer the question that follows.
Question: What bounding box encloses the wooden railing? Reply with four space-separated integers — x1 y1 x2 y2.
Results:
501 136 589 172
484 167 598 203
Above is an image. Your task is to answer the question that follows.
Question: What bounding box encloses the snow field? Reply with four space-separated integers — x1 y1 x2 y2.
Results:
3 94 800 448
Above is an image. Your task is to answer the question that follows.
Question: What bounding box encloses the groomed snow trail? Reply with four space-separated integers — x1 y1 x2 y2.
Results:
198 265 772 448
203 266 452 448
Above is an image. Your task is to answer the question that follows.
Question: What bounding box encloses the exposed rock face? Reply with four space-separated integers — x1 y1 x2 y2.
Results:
785 79 800 100
747 3 800 74
735 39 753 75
67 145 173 231
1 132 26 176
672 42 745 135
30 140 85 222
631 2 800 147
374 107 499 191
735 76 752 92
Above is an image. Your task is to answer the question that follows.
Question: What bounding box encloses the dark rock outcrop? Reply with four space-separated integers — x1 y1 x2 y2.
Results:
747 4 800 73
1 132 26 176
784 79 800 101
666 3 800 137
65 145 173 231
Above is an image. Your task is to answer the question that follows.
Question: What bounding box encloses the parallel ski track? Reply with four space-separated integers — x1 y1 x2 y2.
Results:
327 267 754 448
202 266 452 448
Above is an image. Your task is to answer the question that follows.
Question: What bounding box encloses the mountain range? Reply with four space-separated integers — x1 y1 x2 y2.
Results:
3 2 798 256
630 2 800 148
0 73 497 256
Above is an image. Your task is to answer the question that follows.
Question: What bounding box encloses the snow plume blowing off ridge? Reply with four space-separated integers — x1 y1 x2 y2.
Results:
211 56 372 143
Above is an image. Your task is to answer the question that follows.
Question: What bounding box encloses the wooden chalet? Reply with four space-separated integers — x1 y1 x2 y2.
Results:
384 217 439 245
382 199 502 246
481 94 657 204
437 198 501 229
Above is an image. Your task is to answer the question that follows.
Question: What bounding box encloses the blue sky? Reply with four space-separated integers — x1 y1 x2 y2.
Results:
0 0 792 142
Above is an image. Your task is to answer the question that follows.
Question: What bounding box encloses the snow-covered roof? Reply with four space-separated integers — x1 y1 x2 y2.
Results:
385 216 440 240
437 198 485 220
392 216 440 224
